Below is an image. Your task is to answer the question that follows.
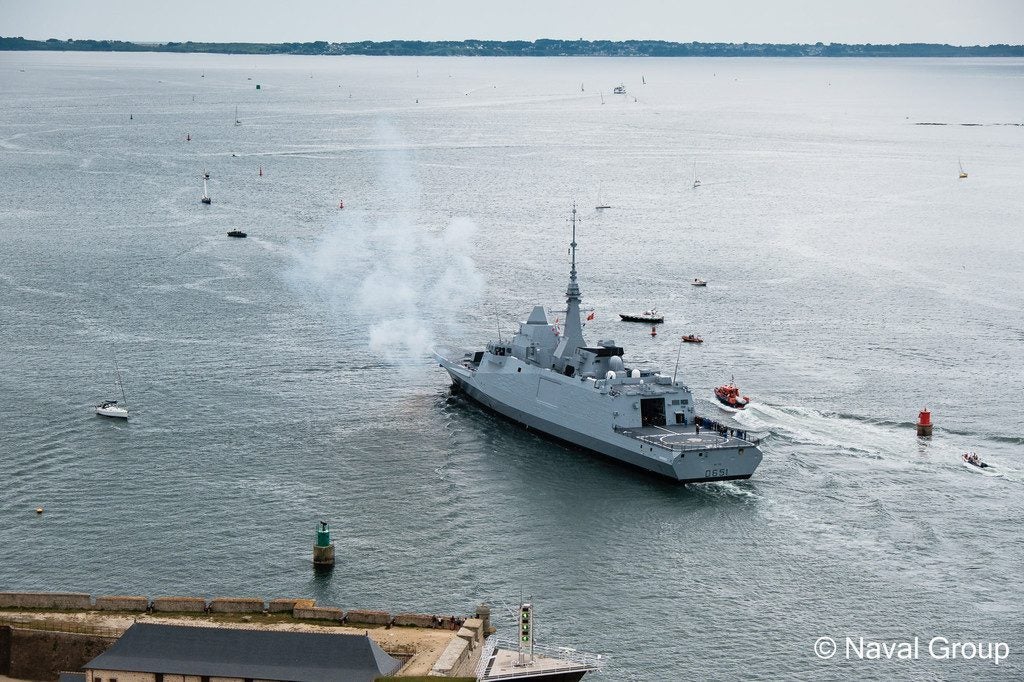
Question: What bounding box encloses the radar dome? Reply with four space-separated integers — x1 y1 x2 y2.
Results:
609 356 624 372
605 371 616 380
630 369 640 379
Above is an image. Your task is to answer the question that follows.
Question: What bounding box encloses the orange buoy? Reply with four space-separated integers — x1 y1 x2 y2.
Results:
917 408 933 437
650 326 657 337
338 200 344 209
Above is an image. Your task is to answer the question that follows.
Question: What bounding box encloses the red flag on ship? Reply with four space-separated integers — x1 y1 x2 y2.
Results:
586 311 595 321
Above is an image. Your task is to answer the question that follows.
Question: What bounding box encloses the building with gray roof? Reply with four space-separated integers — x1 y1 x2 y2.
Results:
83 622 402 682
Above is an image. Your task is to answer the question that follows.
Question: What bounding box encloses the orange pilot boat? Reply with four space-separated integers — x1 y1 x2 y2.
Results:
714 380 750 410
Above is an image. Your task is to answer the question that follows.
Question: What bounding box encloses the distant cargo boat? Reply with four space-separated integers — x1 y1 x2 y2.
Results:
227 230 247 238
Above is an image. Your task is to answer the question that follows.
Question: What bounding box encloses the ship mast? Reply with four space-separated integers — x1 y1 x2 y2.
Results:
556 205 586 362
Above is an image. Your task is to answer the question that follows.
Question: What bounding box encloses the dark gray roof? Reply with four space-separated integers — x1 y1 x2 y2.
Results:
84 623 401 682
58 673 87 682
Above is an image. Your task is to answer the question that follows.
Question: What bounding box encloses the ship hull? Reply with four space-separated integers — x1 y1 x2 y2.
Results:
445 370 759 483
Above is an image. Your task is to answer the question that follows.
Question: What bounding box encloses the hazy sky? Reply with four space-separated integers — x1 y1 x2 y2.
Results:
2 0 1022 45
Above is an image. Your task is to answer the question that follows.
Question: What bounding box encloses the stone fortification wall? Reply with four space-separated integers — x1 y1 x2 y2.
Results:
151 596 207 613
292 606 344 622
94 596 148 612
0 591 469 629
0 626 115 681
0 592 92 610
209 597 264 614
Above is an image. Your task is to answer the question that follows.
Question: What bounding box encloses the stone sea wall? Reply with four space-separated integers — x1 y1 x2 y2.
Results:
0 591 468 629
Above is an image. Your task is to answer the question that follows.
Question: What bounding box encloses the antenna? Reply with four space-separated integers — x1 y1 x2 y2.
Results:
568 203 580 291
673 335 683 385
571 204 577 266
517 587 523 664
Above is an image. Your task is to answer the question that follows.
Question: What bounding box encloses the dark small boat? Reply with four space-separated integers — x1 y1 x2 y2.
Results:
619 308 664 324
715 381 750 410
227 230 247 238
682 334 703 344
691 278 707 287
961 452 991 469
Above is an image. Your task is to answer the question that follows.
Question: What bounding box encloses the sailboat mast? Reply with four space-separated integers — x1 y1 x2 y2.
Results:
114 357 127 404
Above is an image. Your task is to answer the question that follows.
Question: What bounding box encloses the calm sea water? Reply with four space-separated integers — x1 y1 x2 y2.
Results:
1 52 1023 680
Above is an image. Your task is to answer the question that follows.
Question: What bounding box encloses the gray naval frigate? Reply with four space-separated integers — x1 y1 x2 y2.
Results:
435 207 763 482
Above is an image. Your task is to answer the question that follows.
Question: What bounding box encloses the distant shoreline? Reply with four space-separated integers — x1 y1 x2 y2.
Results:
2 36 1023 57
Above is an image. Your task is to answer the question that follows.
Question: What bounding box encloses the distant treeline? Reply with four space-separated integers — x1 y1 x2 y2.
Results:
2 36 1023 57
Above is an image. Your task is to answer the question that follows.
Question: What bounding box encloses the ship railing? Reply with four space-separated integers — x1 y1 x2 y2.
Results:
641 437 730 453
477 635 605 677
615 427 761 452
474 635 500 679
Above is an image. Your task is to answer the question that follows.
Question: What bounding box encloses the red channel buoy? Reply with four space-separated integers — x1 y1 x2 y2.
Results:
916 408 933 438
338 200 344 209
650 326 657 337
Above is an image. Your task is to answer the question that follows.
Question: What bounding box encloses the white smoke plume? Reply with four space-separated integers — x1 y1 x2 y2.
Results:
289 124 485 365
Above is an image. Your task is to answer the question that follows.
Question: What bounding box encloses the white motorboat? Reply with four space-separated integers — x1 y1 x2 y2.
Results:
691 278 707 287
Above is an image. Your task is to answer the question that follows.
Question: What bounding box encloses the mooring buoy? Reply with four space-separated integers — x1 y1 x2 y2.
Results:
916 408 933 438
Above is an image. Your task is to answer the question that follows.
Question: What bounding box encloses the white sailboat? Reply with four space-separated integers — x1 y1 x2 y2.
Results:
95 359 129 419
958 158 968 179
201 172 211 204
234 106 241 126
692 161 701 189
